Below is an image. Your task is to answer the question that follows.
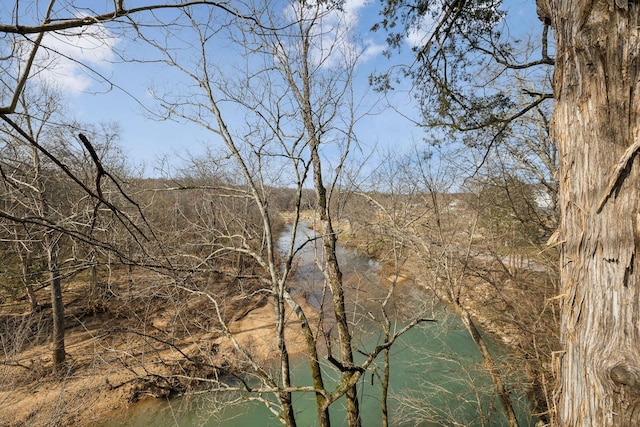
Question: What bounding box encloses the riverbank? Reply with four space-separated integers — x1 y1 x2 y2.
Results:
328 209 559 423
0 216 420 427
0 275 316 426
1 213 556 426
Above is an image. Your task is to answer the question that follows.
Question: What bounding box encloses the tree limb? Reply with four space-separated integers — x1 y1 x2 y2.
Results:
0 2 263 35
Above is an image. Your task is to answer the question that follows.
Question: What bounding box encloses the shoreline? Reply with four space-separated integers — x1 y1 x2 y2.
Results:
1 214 550 426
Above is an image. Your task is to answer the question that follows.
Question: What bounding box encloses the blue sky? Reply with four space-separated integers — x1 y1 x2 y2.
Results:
14 0 541 178
73 0 423 177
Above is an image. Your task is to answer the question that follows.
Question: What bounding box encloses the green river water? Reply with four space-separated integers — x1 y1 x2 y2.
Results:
111 224 537 426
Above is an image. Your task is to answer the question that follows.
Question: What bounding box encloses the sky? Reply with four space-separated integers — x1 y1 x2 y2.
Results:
5 0 541 178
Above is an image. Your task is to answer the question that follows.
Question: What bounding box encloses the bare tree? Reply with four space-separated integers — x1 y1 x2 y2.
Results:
376 0 640 421
347 143 559 425
0 84 140 371
118 2 439 426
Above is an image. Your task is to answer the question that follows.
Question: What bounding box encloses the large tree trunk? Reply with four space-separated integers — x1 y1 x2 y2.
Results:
549 1 640 424
299 33 360 422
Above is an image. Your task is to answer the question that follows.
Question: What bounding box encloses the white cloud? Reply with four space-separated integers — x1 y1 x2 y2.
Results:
406 11 438 49
361 41 385 62
340 0 368 26
29 23 118 94
406 1 506 49
285 0 384 69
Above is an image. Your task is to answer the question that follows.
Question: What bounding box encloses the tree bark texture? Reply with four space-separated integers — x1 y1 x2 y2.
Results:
548 1 640 424
300 38 360 423
48 242 65 368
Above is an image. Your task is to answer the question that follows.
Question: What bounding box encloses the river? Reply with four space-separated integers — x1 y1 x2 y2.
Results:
115 223 537 426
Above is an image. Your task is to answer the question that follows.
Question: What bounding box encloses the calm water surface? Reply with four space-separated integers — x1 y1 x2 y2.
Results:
112 224 536 426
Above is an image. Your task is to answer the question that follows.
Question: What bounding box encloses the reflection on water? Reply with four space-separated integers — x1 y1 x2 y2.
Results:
278 223 384 321
113 223 536 427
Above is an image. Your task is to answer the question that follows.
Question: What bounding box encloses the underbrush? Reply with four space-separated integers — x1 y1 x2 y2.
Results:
0 269 268 426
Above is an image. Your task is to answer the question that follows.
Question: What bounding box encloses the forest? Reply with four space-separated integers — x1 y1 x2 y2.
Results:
0 166 559 426
2 0 640 426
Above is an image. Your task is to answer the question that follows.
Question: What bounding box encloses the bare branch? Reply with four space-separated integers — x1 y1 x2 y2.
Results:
0 2 263 35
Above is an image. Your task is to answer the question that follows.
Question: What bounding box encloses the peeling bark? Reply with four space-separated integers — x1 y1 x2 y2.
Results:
549 0 640 424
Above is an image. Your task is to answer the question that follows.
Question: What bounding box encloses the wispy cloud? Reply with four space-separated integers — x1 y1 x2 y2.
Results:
28 22 118 94
285 0 384 69
406 13 438 49
405 1 506 49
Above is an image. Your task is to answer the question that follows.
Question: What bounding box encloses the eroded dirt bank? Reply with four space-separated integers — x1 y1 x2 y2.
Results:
0 273 317 427
2 217 556 426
